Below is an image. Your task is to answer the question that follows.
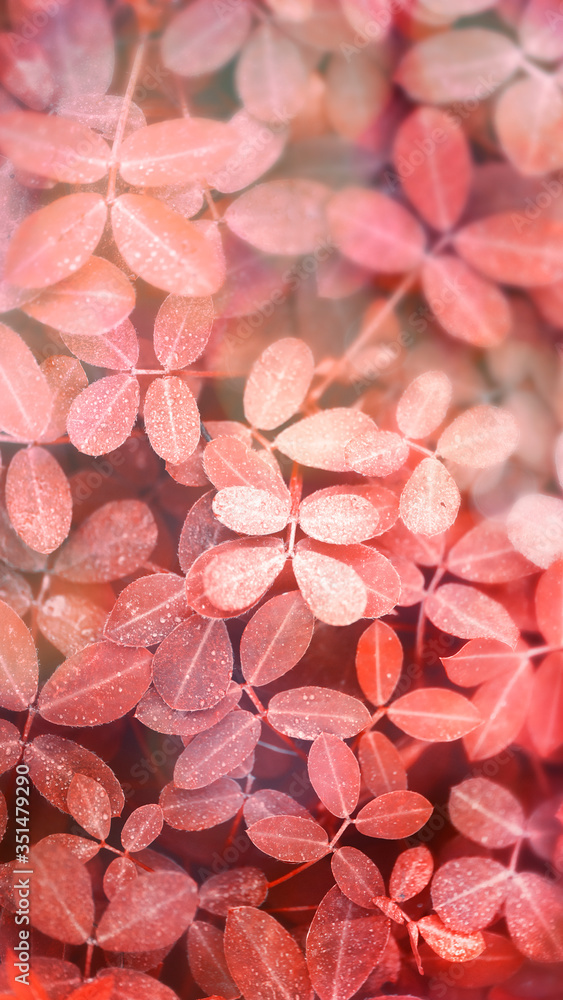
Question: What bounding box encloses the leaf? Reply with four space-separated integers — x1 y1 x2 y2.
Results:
54 500 157 583
0 34 55 110
507 493 563 569
247 815 329 862
399 459 461 537
447 521 535 584
121 804 164 853
207 108 288 195
161 0 252 77
396 371 452 440
243 338 315 431
267 686 370 740
339 542 402 618
393 107 472 231
306 886 389 1000
463 660 534 761
308 733 360 817
395 29 520 103
57 94 146 140
275 408 375 472
431 857 510 932
0 110 110 182
39 355 88 442
198 868 268 918
535 560 563 646
421 255 512 348
327 187 425 273
390 847 433 903
441 639 524 688
6 446 72 554
224 907 313 1000
240 591 314 686
426 583 519 646
174 710 261 789
453 214 563 287
0 718 22 775
22 256 136 336
67 773 112 841
24 734 124 816
5 192 106 288
331 847 384 909
527 652 563 758
358 731 407 798
417 930 522 987
298 486 380 545
236 23 309 123
225 180 329 255
449 777 525 849
119 118 239 187
0 322 52 440
38 642 152 727
213 486 291 535
519 0 563 61
437 406 519 469
356 790 433 839
201 538 286 614
187 922 240 1000
178 491 236 573
94 969 182 999
96 871 198 952
153 294 214 370
293 541 367 626
204 436 287 497
387 688 482 742
36 590 107 659
35 0 114 101
356 620 403 707
417 915 486 963
505 873 563 963
28 841 94 945
495 76 563 177
67 374 139 457
345 429 409 478
143 376 200 466
244 789 313 826
104 573 189 647
111 194 225 296
160 777 244 831
153 616 232 712
0 599 38 711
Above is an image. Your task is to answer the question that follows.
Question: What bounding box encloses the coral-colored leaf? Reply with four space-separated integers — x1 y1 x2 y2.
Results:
267 686 371 740
247 815 329 862
422 255 512 348
299 486 380 545
204 437 287 497
327 187 425 273
39 355 88 443
96 871 198 952
331 847 384 909
244 338 315 431
0 110 110 182
437 406 519 468
153 294 214 370
0 322 52 440
355 790 433 839
22 256 135 336
54 500 157 583
67 773 112 841
441 639 524 688
447 521 535 584
28 841 94 944
339 542 402 617
225 180 329 255
198 868 268 918
144 376 200 466
505 873 563 963
535 560 563 646
308 733 360 818
417 915 485 963
527 652 563 758
519 0 563 61
201 538 285 614
243 789 313 826
6 446 72 554
390 847 433 903
449 777 525 849
121 804 164 853
507 494 563 569
240 591 314 686
61 319 139 371
174 711 261 789
0 718 22 775
161 0 252 77
104 573 189 647
426 583 519 646
67 374 139 457
431 857 509 932
399 459 460 536
213 486 291 535
463 660 534 761
160 778 244 832
208 109 287 195
396 371 452 440
356 620 403 706
236 23 309 123
453 214 563 287
358 731 407 798
275 408 374 472
395 29 519 103
119 118 239 187
346 430 409 478
187 922 240 1000
0 599 38 711
224 907 313 1000
0 33 54 110
153 615 232 712
388 688 482 742
293 541 367 626
495 76 563 177
24 734 123 816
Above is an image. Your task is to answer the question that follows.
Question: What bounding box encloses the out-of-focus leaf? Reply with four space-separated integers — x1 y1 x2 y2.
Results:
0 599 38 711
54 500 157 583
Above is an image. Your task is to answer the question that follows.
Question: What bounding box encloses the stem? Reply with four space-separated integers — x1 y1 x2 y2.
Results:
203 183 221 222
107 37 148 203
416 566 445 665
84 941 94 980
407 440 435 459
267 819 350 889
22 707 37 743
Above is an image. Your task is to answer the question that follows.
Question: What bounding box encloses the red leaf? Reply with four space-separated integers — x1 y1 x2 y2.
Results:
0 110 110 183
396 371 452 440
447 521 535 584
417 929 522 988
240 591 314 686
161 0 252 77
441 639 524 688
95 969 184 1000
243 789 313 826
400 459 460 536
224 907 313 1000
437 406 519 469
178 490 236 573
327 187 425 273
0 322 52 440
24 734 123 816
417 915 485 963
495 76 563 177
174 710 261 789
6 446 71 554
393 107 472 231
387 688 482 742
188 922 240 1000
308 733 360 817
153 615 232 712
0 599 38 711
67 773 112 841
121 804 164 853
432 857 509 932
39 355 88 442
213 486 291 535
505 873 563 962
293 541 367 626
298 486 380 545
528 652 563 758
198 868 268 917
111 194 225 296
275 408 375 472
160 778 244 832
61 319 139 371
331 847 384 909
267 686 371 740
54 500 157 583
0 718 22 775
358 731 407 798
345 429 409 478
0 563 33 617
426 583 519 646
463 660 534 761
119 118 239 187
225 179 329 255
243 338 315 431
390 847 433 903
96 871 198 952
144 376 200 466
356 790 433 839
37 590 110 658
453 214 563 287
28 841 94 944
421 255 512 348
204 437 288 497
22 256 136 336
208 109 287 195
247 814 329 862
235 23 309 124
153 294 214 370
186 537 285 618
449 777 525 849
180 683 242 737
67 374 140 457
356 620 403 706
104 573 189 647
507 493 563 569
535 560 563 646
38 642 152 727
306 886 389 1000
395 29 519 103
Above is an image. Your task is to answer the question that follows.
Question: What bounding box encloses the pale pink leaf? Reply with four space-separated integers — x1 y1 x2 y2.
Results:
505 873 563 963
38 590 108 658
6 446 71 554
325 51 390 141
275 408 375 472
267 685 370 740
0 110 110 182
153 615 232 712
293 540 367 626
416 0 497 13
358 731 407 798
160 777 244 831
213 486 291 535
327 187 425 273
243 338 315 431
0 718 23 775
187 922 239 1000
198 869 267 921
528 652 563 758
119 118 239 187
0 598 38 711
390 846 433 903
35 0 114 100
224 907 313 1000
388 687 482 742
536 560 563 646
0 33 54 110
247 814 329 862
143 376 200 466
399 458 460 536
308 733 360 818
153 294 214 370
331 847 384 909
207 109 287 194
121 804 164 853
426 583 519 646
178 490 237 573
299 486 380 545
519 0 563 60
186 537 285 618
441 639 525 688
432 857 510 932
28 841 94 944
495 76 563 177
224 179 329 255
57 93 145 140
24 734 124 816
507 494 563 569
174 710 261 789
453 214 563 287
463 661 534 761
338 542 401 617
22 256 136 336
240 591 314 686
437 406 519 468
417 915 486 963
236 22 309 123
39 355 88 443
203 436 288 497
161 0 252 77
356 790 433 839
449 777 525 849
422 255 512 348
0 321 52 440
104 573 189 648
356 620 403 707
345 429 409 478
396 371 452 440
67 374 139 457
447 520 535 584
96 871 198 952
67 773 112 841
54 499 157 584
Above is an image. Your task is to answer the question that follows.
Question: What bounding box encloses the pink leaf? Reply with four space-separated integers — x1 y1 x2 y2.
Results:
0 599 38 711
275 408 375 472
505 873 563 963
0 718 23 775
535 560 563 645
437 406 519 468
174 710 261 789
67 773 112 841
153 615 232 712
306 886 389 1000
103 857 137 901
54 500 157 582
396 371 452 440
6 446 72 554
207 108 287 194
188 922 239 1000
527 652 563 758
24 734 124 816
417 915 485 963
356 620 403 706
393 107 472 231
224 907 313 1000
161 0 252 77
327 187 425 273
144 376 200 466
198 868 268 918
345 429 409 478
441 639 524 688
495 76 563 177
390 847 433 903
121 804 164 853
61 319 139 371
463 660 534 761
111 194 225 296
186 537 285 618
119 118 239 187
356 790 433 839
38 642 152 727
0 34 55 110
240 591 314 686
308 733 360 817
95 969 182 999
178 490 236 573
0 321 52 440
180 683 243 737
387 688 482 742
298 486 380 545
293 540 367 625
247 815 329 862
57 93 145 139
267 686 371 740
243 338 315 431
432 857 510 932
340 542 401 617
244 789 313 826
358 731 407 798
507 494 563 569
399 459 460 536
96 871 198 952
331 847 384 909
22 256 135 336
67 374 140 457
447 521 535 584
213 486 291 535
39 355 88 442
426 583 519 646
204 437 288 497
453 214 563 287
28 841 94 944
0 563 33 617
422 255 512 348
449 777 525 849
0 110 110 182
153 294 214 370
104 573 189 647
519 0 563 61
236 23 309 123
225 179 329 255
160 777 244 832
